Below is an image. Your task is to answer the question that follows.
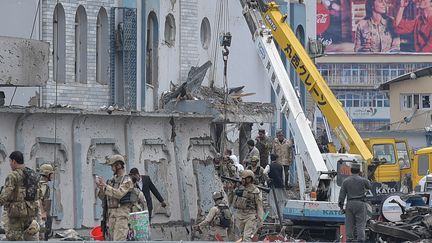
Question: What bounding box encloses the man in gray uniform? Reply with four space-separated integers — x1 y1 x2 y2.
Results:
338 163 371 242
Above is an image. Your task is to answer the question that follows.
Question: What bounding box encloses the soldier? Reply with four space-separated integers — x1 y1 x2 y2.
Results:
272 129 293 189
96 154 135 241
194 191 231 241
221 156 239 178
231 170 264 241
0 151 40 240
338 163 371 242
246 156 266 185
38 163 54 240
255 129 272 168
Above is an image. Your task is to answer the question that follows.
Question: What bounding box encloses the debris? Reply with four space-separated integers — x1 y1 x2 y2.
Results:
54 229 83 241
368 194 432 242
161 61 212 106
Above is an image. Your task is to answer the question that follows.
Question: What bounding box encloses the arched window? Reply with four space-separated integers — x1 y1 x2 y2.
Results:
75 5 87 83
200 17 211 50
295 25 305 47
53 3 66 83
96 7 109 85
164 14 176 47
146 12 158 86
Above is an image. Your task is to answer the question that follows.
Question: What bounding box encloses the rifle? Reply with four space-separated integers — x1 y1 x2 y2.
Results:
220 175 271 193
44 215 53 241
101 198 108 239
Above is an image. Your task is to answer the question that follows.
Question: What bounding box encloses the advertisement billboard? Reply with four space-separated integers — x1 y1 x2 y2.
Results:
317 0 432 53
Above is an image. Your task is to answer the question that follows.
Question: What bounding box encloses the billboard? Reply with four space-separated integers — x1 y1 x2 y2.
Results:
316 0 432 53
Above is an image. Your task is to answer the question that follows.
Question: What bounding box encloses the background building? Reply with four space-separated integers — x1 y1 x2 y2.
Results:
379 66 432 132
315 0 432 131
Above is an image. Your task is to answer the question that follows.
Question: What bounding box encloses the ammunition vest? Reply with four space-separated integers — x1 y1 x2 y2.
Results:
233 186 259 210
7 169 38 218
107 175 136 208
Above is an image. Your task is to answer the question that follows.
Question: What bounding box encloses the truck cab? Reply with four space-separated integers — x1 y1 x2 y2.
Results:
363 138 411 200
412 147 432 191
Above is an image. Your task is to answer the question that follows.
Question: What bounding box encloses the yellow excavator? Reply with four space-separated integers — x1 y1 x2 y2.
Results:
252 0 432 199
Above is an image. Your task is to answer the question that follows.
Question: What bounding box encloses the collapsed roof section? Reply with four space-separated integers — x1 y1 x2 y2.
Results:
161 61 275 123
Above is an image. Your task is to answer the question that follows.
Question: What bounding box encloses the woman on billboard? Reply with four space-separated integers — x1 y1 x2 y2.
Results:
355 0 400 52
395 0 432 52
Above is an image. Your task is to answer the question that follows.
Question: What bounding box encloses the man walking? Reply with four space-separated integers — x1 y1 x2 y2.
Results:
272 129 293 189
38 163 54 240
0 151 40 240
194 191 231 241
231 170 264 241
338 163 371 242
255 129 272 168
264 154 288 218
129 168 167 219
96 154 134 241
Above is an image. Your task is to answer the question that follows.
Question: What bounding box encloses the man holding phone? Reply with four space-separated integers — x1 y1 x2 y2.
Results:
96 154 134 241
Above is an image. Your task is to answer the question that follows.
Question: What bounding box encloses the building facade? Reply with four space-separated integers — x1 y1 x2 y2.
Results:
379 66 432 131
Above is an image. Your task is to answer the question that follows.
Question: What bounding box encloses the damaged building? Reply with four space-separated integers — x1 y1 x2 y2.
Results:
0 0 317 239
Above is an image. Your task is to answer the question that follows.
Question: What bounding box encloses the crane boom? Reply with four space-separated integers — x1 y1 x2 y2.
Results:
256 0 373 161
239 0 328 193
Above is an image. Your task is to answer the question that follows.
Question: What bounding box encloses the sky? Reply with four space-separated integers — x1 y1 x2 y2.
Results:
0 0 40 39
0 0 41 106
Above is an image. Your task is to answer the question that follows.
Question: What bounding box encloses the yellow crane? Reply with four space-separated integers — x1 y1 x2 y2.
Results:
253 0 430 195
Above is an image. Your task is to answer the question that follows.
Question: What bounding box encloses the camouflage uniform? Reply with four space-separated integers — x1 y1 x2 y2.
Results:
38 179 51 238
98 174 134 241
197 204 230 241
232 172 264 241
0 167 39 240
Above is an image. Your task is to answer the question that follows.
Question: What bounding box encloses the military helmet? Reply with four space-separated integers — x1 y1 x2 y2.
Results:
105 154 126 165
251 156 259 162
241 169 255 179
212 191 224 201
39 163 54 176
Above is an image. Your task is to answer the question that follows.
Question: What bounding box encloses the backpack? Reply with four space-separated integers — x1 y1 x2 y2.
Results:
23 167 40 201
217 205 232 228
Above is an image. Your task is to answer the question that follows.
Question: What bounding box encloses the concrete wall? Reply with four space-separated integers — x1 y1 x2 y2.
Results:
0 37 49 86
41 0 114 110
388 76 432 131
0 108 222 239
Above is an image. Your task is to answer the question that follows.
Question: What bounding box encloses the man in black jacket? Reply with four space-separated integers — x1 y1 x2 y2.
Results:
264 154 287 217
129 168 167 219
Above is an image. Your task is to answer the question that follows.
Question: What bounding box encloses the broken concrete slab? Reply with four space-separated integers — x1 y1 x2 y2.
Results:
0 36 49 86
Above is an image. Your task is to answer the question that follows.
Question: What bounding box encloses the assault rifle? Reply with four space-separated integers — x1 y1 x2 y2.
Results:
220 175 270 193
44 216 53 241
101 198 108 239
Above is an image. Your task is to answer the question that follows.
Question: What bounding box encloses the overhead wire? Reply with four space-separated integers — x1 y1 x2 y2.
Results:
9 0 41 106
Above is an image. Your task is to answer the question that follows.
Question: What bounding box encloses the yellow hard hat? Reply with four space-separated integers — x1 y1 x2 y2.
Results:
39 163 54 176
105 154 126 165
241 169 255 179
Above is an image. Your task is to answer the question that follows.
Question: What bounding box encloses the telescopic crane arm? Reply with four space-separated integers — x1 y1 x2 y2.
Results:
254 0 373 162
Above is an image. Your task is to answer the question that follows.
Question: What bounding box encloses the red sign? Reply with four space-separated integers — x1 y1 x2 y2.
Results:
316 3 330 35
